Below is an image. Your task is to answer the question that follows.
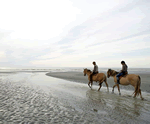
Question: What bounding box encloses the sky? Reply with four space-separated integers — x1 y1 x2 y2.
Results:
0 0 150 68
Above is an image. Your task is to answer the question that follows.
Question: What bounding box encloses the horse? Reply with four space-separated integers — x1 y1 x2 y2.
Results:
107 69 143 100
83 68 109 91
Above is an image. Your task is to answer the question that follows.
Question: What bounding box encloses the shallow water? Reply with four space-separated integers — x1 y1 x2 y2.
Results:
1 67 150 74
0 72 150 124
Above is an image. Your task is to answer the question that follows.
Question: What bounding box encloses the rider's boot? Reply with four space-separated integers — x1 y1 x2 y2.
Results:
117 79 120 84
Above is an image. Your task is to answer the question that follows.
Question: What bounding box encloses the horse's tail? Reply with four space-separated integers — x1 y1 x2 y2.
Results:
134 76 141 97
104 74 109 90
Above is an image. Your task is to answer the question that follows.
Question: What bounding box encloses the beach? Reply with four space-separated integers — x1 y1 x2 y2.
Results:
46 71 150 93
0 69 150 124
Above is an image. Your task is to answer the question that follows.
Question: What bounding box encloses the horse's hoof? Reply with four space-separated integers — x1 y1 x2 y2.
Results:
112 90 114 93
119 93 121 95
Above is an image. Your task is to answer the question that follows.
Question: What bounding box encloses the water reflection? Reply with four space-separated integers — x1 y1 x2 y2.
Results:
85 88 150 122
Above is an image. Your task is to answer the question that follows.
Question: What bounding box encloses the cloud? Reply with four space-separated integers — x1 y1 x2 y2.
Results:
0 30 12 40
0 0 81 40
57 26 87 44
0 0 150 68
30 32 150 67
55 0 150 47
36 51 62 60
0 51 7 62
30 53 150 68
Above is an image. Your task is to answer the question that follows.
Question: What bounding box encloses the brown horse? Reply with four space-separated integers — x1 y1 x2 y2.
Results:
107 69 143 100
83 68 109 91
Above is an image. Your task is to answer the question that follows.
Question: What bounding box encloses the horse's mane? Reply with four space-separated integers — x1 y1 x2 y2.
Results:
87 69 92 73
108 69 119 76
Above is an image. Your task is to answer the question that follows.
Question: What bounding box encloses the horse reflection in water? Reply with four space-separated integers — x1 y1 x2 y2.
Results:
83 68 109 91
86 89 146 122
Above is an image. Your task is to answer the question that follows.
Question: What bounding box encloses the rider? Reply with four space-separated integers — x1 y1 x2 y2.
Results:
90 61 99 82
116 61 128 84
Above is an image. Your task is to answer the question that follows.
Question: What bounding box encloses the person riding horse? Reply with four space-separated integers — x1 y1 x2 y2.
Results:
116 61 128 84
90 61 99 82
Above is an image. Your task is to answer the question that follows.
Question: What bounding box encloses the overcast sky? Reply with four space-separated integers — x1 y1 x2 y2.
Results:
0 0 150 68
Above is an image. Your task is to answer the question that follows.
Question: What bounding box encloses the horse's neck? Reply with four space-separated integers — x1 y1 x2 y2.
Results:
111 75 117 79
87 71 92 77
111 70 118 78
110 74 117 83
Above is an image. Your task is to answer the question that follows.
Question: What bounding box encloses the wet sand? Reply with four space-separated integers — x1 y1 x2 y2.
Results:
0 72 150 124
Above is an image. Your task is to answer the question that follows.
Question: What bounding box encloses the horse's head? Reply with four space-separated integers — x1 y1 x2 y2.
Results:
83 68 87 76
107 69 117 78
107 69 111 78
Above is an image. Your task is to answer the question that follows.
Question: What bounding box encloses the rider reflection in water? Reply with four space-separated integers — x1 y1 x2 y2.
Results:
116 61 128 84
90 61 99 82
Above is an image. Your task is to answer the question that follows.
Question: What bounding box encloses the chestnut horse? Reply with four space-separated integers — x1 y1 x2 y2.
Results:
83 68 109 91
107 69 143 100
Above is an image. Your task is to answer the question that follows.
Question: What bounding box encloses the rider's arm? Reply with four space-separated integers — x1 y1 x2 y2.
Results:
120 65 124 72
93 65 96 72
122 65 127 72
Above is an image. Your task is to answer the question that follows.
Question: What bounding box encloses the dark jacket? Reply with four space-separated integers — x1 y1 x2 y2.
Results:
121 64 128 74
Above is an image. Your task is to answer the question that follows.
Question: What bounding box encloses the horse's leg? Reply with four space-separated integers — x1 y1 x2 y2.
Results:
90 81 93 89
88 81 91 88
104 80 109 92
116 84 121 95
133 85 137 98
98 82 102 91
112 84 117 93
139 89 144 100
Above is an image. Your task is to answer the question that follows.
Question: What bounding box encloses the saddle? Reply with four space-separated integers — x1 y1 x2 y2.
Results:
119 72 128 80
91 72 98 82
93 72 98 76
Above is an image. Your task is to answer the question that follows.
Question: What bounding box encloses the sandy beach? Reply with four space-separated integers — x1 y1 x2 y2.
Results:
0 71 150 124
46 71 150 93
1 0 150 123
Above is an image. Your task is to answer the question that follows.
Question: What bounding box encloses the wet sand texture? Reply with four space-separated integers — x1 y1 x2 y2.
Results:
0 76 115 124
0 72 150 124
